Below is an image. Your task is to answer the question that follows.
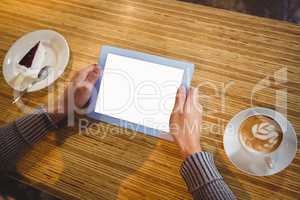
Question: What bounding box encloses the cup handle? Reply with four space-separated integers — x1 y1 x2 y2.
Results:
264 156 274 169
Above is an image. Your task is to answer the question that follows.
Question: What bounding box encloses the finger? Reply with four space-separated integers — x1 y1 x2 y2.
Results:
74 64 98 82
172 85 186 113
86 65 100 84
185 87 197 113
169 120 178 133
191 88 203 113
83 64 98 74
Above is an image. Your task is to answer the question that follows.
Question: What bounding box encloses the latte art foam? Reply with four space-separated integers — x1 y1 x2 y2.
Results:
239 115 283 153
251 122 279 148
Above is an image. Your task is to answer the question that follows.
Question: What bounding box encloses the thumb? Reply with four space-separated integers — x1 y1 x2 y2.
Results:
86 64 100 85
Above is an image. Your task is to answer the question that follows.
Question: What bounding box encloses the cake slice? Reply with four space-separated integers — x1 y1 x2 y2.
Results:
19 41 40 68
18 41 46 78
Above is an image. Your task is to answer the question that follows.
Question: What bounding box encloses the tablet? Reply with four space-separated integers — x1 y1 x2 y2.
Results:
88 46 194 141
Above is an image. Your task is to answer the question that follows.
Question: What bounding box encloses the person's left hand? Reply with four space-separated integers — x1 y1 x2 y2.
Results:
68 64 100 109
47 64 100 121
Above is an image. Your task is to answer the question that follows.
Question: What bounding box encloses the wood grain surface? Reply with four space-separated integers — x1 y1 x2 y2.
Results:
0 0 300 199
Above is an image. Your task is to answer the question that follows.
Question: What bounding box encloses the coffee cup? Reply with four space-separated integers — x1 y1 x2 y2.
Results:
224 107 297 176
238 110 288 169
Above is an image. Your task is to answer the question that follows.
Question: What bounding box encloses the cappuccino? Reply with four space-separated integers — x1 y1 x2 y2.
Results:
239 115 283 154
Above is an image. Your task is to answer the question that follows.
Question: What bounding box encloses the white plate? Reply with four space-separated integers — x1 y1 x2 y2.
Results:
223 107 297 176
3 30 70 92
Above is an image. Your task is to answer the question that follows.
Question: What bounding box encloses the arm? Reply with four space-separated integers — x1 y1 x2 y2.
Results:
170 86 236 200
0 64 100 172
0 108 57 171
181 152 236 200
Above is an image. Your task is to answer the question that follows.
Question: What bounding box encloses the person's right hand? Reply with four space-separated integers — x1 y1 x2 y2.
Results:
169 86 203 159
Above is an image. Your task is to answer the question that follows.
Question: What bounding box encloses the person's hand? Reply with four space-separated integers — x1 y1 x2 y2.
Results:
47 64 100 121
169 86 203 159
67 64 100 109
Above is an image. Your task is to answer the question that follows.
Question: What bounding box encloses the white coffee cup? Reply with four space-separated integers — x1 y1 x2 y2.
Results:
224 107 297 176
238 109 288 169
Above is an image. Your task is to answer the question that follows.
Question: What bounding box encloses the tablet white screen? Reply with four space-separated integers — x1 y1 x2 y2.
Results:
94 53 184 133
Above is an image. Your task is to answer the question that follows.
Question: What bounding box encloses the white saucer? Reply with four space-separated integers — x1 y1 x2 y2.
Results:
3 30 70 92
223 107 297 176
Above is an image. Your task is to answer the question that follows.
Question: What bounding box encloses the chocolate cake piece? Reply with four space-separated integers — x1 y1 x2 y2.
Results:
18 41 40 68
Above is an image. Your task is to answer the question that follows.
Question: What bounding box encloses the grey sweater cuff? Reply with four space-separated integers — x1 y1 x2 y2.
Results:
180 152 223 193
0 108 58 171
15 107 57 145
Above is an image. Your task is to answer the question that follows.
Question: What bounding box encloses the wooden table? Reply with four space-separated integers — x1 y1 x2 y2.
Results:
0 0 299 199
